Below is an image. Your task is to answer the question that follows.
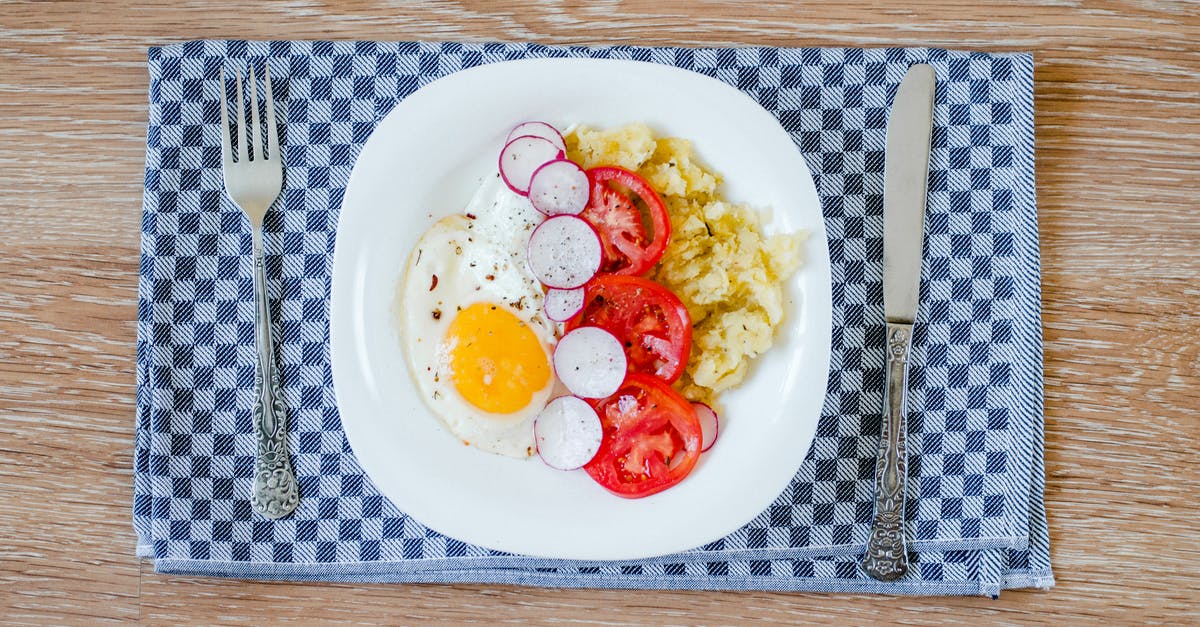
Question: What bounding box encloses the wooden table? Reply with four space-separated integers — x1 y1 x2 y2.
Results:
2 1 1197 623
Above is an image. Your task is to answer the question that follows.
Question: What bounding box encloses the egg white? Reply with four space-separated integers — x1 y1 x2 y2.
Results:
397 173 558 458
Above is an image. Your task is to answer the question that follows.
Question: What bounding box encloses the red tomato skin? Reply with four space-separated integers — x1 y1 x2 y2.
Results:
581 166 671 277
584 373 702 498
565 275 692 384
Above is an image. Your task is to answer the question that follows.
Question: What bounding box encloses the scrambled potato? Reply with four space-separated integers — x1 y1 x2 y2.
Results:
566 124 805 407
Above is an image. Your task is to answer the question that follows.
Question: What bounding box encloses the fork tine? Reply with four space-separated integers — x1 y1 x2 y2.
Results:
249 64 262 162
219 70 232 168
235 69 248 163
264 61 279 162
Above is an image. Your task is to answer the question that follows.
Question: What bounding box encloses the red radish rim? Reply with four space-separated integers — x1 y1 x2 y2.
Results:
506 121 566 153
526 214 602 289
693 402 719 452
498 135 564 195
543 287 585 322
534 395 602 471
528 158 590 216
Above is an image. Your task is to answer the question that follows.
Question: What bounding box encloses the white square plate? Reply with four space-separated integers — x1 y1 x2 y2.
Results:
331 58 832 560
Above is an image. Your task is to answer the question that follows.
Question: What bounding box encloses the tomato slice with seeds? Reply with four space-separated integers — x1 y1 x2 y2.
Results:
580 166 671 276
584 373 702 498
565 274 692 384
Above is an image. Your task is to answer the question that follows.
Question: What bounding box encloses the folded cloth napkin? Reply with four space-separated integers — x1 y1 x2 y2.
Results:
134 40 1052 595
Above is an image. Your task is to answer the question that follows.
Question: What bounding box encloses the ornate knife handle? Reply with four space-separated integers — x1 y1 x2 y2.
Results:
862 322 913 581
250 230 299 519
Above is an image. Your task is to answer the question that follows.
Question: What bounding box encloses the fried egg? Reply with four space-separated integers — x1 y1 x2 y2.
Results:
397 173 557 458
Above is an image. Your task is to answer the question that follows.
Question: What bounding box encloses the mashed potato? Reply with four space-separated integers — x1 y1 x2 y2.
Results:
566 124 805 407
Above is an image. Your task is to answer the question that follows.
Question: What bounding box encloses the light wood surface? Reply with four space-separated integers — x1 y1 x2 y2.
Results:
1 0 1197 624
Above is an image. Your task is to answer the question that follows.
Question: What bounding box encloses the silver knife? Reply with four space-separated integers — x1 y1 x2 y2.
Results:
862 64 936 582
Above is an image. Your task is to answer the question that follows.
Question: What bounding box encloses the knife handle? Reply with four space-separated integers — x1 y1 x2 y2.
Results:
862 322 913 581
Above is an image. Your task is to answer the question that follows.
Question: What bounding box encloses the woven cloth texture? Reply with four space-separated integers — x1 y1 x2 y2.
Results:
134 40 1051 595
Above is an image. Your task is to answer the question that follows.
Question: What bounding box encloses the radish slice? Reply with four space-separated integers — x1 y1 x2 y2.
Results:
544 287 585 322
528 159 589 216
527 215 601 289
506 121 566 153
554 326 626 399
499 135 563 195
534 395 602 470
693 402 719 452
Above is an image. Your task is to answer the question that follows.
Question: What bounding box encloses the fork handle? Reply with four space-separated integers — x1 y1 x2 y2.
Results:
250 227 299 519
862 322 912 581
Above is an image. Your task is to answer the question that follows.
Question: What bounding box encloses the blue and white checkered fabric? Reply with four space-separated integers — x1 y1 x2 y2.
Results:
134 40 1052 595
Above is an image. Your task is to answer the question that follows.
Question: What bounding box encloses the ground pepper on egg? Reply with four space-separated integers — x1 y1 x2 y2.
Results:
565 124 805 408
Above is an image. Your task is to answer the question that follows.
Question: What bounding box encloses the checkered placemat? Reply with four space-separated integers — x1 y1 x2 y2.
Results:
134 40 1051 595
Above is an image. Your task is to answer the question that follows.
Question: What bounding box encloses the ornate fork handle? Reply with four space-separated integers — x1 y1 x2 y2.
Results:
250 228 299 519
862 322 912 581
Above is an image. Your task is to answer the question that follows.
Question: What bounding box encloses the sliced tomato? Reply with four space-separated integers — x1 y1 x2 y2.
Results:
584 373 702 498
580 166 670 276
566 274 692 384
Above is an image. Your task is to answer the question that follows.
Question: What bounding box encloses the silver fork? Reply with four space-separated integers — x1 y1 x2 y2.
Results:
220 63 299 519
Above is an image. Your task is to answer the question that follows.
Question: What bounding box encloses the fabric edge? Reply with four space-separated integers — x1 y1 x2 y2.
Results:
1011 52 1053 582
149 40 1038 60
153 558 998 596
132 44 162 551
1001 569 1055 591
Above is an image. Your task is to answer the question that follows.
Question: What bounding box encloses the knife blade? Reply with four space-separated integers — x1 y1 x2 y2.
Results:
862 63 936 582
884 64 936 324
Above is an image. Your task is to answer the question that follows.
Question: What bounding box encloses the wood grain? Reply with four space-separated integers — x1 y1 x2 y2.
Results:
1 0 1197 624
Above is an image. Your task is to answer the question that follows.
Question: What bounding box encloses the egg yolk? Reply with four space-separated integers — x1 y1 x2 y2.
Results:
443 302 551 414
